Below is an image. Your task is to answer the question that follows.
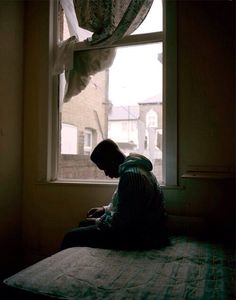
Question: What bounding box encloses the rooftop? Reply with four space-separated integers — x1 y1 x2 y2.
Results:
109 105 139 120
138 94 162 105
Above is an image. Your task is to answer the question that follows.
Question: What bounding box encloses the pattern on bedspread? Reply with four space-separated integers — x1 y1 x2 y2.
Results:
3 236 236 299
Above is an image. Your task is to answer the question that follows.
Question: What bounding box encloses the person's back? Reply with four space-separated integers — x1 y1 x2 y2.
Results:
61 139 168 250
96 152 168 249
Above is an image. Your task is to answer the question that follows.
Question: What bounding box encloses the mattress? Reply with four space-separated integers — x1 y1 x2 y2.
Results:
3 236 236 299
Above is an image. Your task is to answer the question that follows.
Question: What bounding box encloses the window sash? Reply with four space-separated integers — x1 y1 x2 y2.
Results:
47 0 177 186
73 32 163 51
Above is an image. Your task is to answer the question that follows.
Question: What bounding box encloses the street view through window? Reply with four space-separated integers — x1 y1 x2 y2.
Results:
58 0 163 183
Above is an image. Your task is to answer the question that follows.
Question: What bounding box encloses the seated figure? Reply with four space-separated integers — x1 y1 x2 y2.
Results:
61 139 169 250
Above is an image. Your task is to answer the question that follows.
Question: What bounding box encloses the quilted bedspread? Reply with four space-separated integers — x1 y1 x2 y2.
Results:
3 236 236 299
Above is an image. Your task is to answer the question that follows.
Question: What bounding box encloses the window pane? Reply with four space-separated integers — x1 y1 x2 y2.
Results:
58 43 163 182
60 0 162 42
61 123 78 154
132 0 163 34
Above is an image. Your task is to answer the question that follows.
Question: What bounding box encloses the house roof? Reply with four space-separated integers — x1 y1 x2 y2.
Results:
138 95 162 104
108 105 139 121
117 141 137 149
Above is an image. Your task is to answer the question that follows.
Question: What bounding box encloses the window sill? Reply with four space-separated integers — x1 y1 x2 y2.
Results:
36 179 185 190
182 172 235 180
37 179 119 186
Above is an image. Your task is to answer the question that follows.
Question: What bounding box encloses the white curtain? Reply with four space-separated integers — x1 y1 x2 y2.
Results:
55 0 154 102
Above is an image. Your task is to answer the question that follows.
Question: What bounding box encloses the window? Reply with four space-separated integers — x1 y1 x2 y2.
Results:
53 0 177 185
121 121 128 132
146 109 158 128
84 129 93 155
61 123 78 154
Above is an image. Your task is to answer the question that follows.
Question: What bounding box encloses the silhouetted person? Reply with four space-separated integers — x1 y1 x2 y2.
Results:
61 139 168 250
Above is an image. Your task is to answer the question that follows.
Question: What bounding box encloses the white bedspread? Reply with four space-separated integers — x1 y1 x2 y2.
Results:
3 236 235 299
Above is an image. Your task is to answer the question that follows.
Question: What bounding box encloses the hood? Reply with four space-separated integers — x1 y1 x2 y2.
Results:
119 153 153 175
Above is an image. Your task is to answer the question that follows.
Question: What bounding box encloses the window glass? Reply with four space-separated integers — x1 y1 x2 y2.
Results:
132 0 163 34
58 0 164 183
84 129 93 154
61 123 78 154
146 109 158 128
61 0 163 42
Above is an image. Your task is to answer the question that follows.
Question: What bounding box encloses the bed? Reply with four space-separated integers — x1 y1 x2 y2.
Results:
2 236 235 299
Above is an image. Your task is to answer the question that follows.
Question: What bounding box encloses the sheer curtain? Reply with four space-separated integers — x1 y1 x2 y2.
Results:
55 0 154 102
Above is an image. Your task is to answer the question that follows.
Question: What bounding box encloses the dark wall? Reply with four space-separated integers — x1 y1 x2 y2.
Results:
169 0 235 239
178 0 235 170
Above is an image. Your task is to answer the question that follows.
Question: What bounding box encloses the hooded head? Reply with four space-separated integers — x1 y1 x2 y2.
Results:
90 139 125 178
119 153 153 175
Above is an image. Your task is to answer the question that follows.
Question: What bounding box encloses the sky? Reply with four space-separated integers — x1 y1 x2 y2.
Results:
108 0 163 105
108 43 163 105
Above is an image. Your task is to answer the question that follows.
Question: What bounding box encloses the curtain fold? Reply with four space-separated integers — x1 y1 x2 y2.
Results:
74 0 154 46
56 0 154 102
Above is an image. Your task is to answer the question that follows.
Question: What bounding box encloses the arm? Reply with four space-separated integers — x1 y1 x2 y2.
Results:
87 207 105 218
113 171 146 229
87 200 114 218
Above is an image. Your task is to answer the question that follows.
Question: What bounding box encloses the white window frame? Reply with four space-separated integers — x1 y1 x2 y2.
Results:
46 0 177 186
84 129 93 154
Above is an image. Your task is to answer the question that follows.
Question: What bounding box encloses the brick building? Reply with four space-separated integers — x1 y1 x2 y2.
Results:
58 69 109 180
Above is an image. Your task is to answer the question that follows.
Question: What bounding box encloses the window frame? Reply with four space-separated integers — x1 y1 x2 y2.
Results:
47 0 177 186
146 109 158 128
84 128 93 154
